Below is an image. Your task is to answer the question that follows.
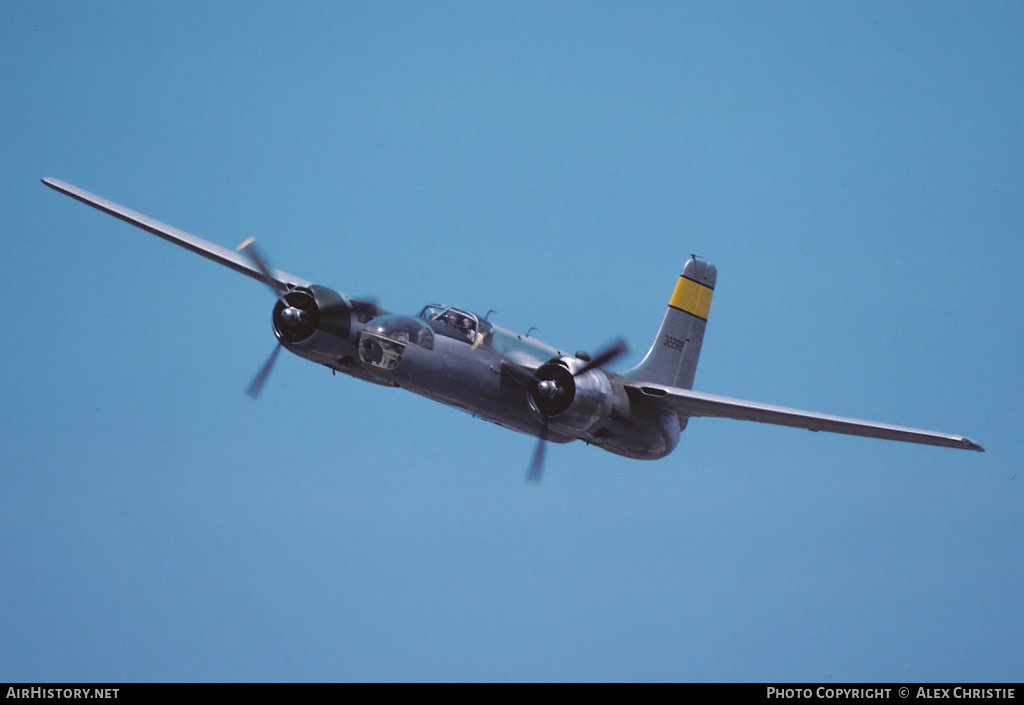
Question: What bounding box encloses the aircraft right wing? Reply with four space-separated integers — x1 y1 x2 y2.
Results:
624 381 984 452
42 178 311 290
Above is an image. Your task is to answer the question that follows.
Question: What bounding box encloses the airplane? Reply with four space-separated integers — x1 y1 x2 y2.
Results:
42 178 984 480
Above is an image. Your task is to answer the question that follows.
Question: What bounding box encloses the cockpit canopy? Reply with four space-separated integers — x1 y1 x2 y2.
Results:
419 304 491 343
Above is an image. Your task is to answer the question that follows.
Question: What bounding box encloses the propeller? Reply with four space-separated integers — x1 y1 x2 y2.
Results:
525 337 628 483
236 238 302 399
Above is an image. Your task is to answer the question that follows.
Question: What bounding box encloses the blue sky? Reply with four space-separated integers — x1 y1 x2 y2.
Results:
2 1 1021 682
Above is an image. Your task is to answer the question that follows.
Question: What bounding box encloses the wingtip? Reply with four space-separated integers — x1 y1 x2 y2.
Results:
963 438 985 452
41 177 73 195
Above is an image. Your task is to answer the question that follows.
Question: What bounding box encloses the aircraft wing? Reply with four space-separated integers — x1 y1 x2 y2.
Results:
624 381 984 452
42 178 311 290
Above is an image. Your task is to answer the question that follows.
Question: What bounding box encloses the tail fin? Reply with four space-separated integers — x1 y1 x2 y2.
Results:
624 257 716 390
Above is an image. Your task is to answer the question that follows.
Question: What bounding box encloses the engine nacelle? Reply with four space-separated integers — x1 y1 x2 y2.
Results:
528 357 679 459
528 356 620 437
273 284 383 368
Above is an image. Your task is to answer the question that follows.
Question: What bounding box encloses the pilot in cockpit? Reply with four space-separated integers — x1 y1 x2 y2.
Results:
454 316 472 340
438 309 477 342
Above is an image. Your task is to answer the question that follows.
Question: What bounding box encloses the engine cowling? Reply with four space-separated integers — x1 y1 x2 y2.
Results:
528 356 616 436
272 284 383 367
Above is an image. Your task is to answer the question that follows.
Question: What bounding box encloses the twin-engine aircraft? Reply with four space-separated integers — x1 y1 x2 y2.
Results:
42 178 983 480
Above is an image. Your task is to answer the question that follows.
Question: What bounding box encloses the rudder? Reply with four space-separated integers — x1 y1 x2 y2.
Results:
624 257 716 390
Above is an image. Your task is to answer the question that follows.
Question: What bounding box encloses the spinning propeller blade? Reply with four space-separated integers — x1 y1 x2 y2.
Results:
237 238 290 306
246 343 282 400
575 338 629 377
528 416 549 484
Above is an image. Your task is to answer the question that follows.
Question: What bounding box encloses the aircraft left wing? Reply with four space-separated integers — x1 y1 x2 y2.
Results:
42 178 311 290
624 381 984 452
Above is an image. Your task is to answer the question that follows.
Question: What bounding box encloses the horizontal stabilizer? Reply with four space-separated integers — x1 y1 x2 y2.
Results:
626 382 984 452
42 178 310 290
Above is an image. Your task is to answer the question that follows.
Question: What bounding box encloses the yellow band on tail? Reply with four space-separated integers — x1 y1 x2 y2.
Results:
668 276 713 320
